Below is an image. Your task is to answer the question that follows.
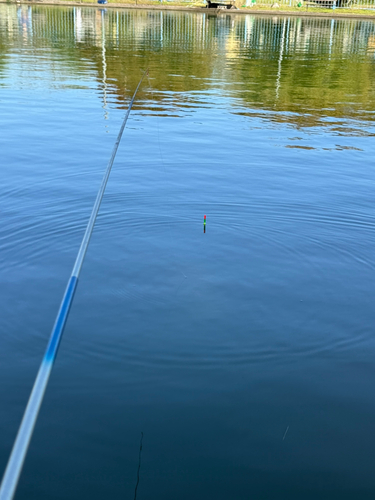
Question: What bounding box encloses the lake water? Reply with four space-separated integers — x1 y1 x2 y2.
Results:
1 4 375 499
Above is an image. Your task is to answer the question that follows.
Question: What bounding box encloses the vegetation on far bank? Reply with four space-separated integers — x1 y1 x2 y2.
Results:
60 0 375 16
3 0 375 16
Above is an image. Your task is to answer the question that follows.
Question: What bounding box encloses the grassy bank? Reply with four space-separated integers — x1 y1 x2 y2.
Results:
2 0 375 17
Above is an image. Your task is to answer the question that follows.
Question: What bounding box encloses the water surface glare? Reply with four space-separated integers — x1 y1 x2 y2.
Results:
1 4 375 499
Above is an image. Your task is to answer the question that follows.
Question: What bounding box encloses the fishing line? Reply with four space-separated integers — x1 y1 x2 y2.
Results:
0 69 148 500
147 72 190 295
133 432 144 500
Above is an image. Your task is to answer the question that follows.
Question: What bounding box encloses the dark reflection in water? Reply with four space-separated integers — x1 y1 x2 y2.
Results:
1 5 375 126
1 4 375 500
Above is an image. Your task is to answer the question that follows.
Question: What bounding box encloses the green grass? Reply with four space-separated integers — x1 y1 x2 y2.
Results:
239 3 375 14
71 0 205 5
236 4 375 14
51 0 375 15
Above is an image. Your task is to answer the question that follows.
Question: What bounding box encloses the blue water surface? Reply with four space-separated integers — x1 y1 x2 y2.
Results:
1 5 375 499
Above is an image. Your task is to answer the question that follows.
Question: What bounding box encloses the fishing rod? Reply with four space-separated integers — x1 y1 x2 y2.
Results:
0 69 148 500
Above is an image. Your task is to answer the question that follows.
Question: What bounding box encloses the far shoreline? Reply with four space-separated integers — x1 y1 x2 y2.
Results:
2 0 375 20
